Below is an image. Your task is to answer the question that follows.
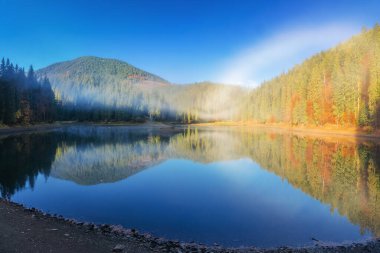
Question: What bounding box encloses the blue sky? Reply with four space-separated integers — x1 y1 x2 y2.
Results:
1 0 379 85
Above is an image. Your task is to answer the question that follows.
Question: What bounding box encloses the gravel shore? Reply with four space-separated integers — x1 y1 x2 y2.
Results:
0 199 379 253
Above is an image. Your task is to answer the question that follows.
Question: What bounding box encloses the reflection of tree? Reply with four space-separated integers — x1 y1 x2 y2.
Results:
226 129 380 238
0 127 178 195
165 127 380 237
0 126 379 237
0 133 58 198
166 127 243 162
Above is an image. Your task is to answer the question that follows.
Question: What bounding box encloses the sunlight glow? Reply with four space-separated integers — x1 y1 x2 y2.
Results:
218 23 360 87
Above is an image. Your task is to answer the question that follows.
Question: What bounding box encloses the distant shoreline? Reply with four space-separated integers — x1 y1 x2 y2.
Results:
0 121 176 137
3 121 380 142
193 121 380 141
0 122 68 137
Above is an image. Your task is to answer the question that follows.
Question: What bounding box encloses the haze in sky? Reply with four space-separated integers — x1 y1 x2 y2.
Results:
1 0 379 85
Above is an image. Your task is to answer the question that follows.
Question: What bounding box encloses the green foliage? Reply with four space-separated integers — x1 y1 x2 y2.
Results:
0 58 56 125
38 56 167 84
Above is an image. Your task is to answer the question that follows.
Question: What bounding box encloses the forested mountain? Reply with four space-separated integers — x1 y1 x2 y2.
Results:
37 56 168 86
1 56 246 124
0 58 56 125
36 56 169 118
37 56 246 122
243 24 380 129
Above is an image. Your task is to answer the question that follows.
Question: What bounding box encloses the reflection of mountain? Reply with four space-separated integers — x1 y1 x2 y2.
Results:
51 140 167 185
48 127 244 185
48 126 178 185
0 126 379 237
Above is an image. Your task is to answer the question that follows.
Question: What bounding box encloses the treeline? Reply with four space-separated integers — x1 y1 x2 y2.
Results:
0 58 56 125
242 24 380 129
45 81 246 123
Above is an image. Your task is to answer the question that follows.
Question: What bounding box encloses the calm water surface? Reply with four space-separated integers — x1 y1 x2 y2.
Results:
0 126 379 247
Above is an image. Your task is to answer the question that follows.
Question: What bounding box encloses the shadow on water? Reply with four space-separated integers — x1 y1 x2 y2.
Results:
0 125 379 240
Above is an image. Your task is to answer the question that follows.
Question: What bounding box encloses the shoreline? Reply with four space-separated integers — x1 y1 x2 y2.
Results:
0 122 69 137
0 199 379 253
0 121 176 137
3 121 380 141
193 122 380 141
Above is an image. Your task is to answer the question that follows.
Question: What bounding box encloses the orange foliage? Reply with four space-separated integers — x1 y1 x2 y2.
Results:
306 100 314 124
322 74 335 124
267 116 276 124
342 145 355 158
268 133 277 140
342 111 356 126
290 93 300 123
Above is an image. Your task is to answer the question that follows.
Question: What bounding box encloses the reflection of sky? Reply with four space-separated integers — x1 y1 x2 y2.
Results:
12 158 371 247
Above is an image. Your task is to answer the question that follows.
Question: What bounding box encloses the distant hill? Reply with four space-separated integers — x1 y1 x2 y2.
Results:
37 56 168 86
36 56 247 122
36 56 170 110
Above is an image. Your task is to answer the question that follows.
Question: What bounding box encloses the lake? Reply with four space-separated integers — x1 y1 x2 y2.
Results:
0 125 378 247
